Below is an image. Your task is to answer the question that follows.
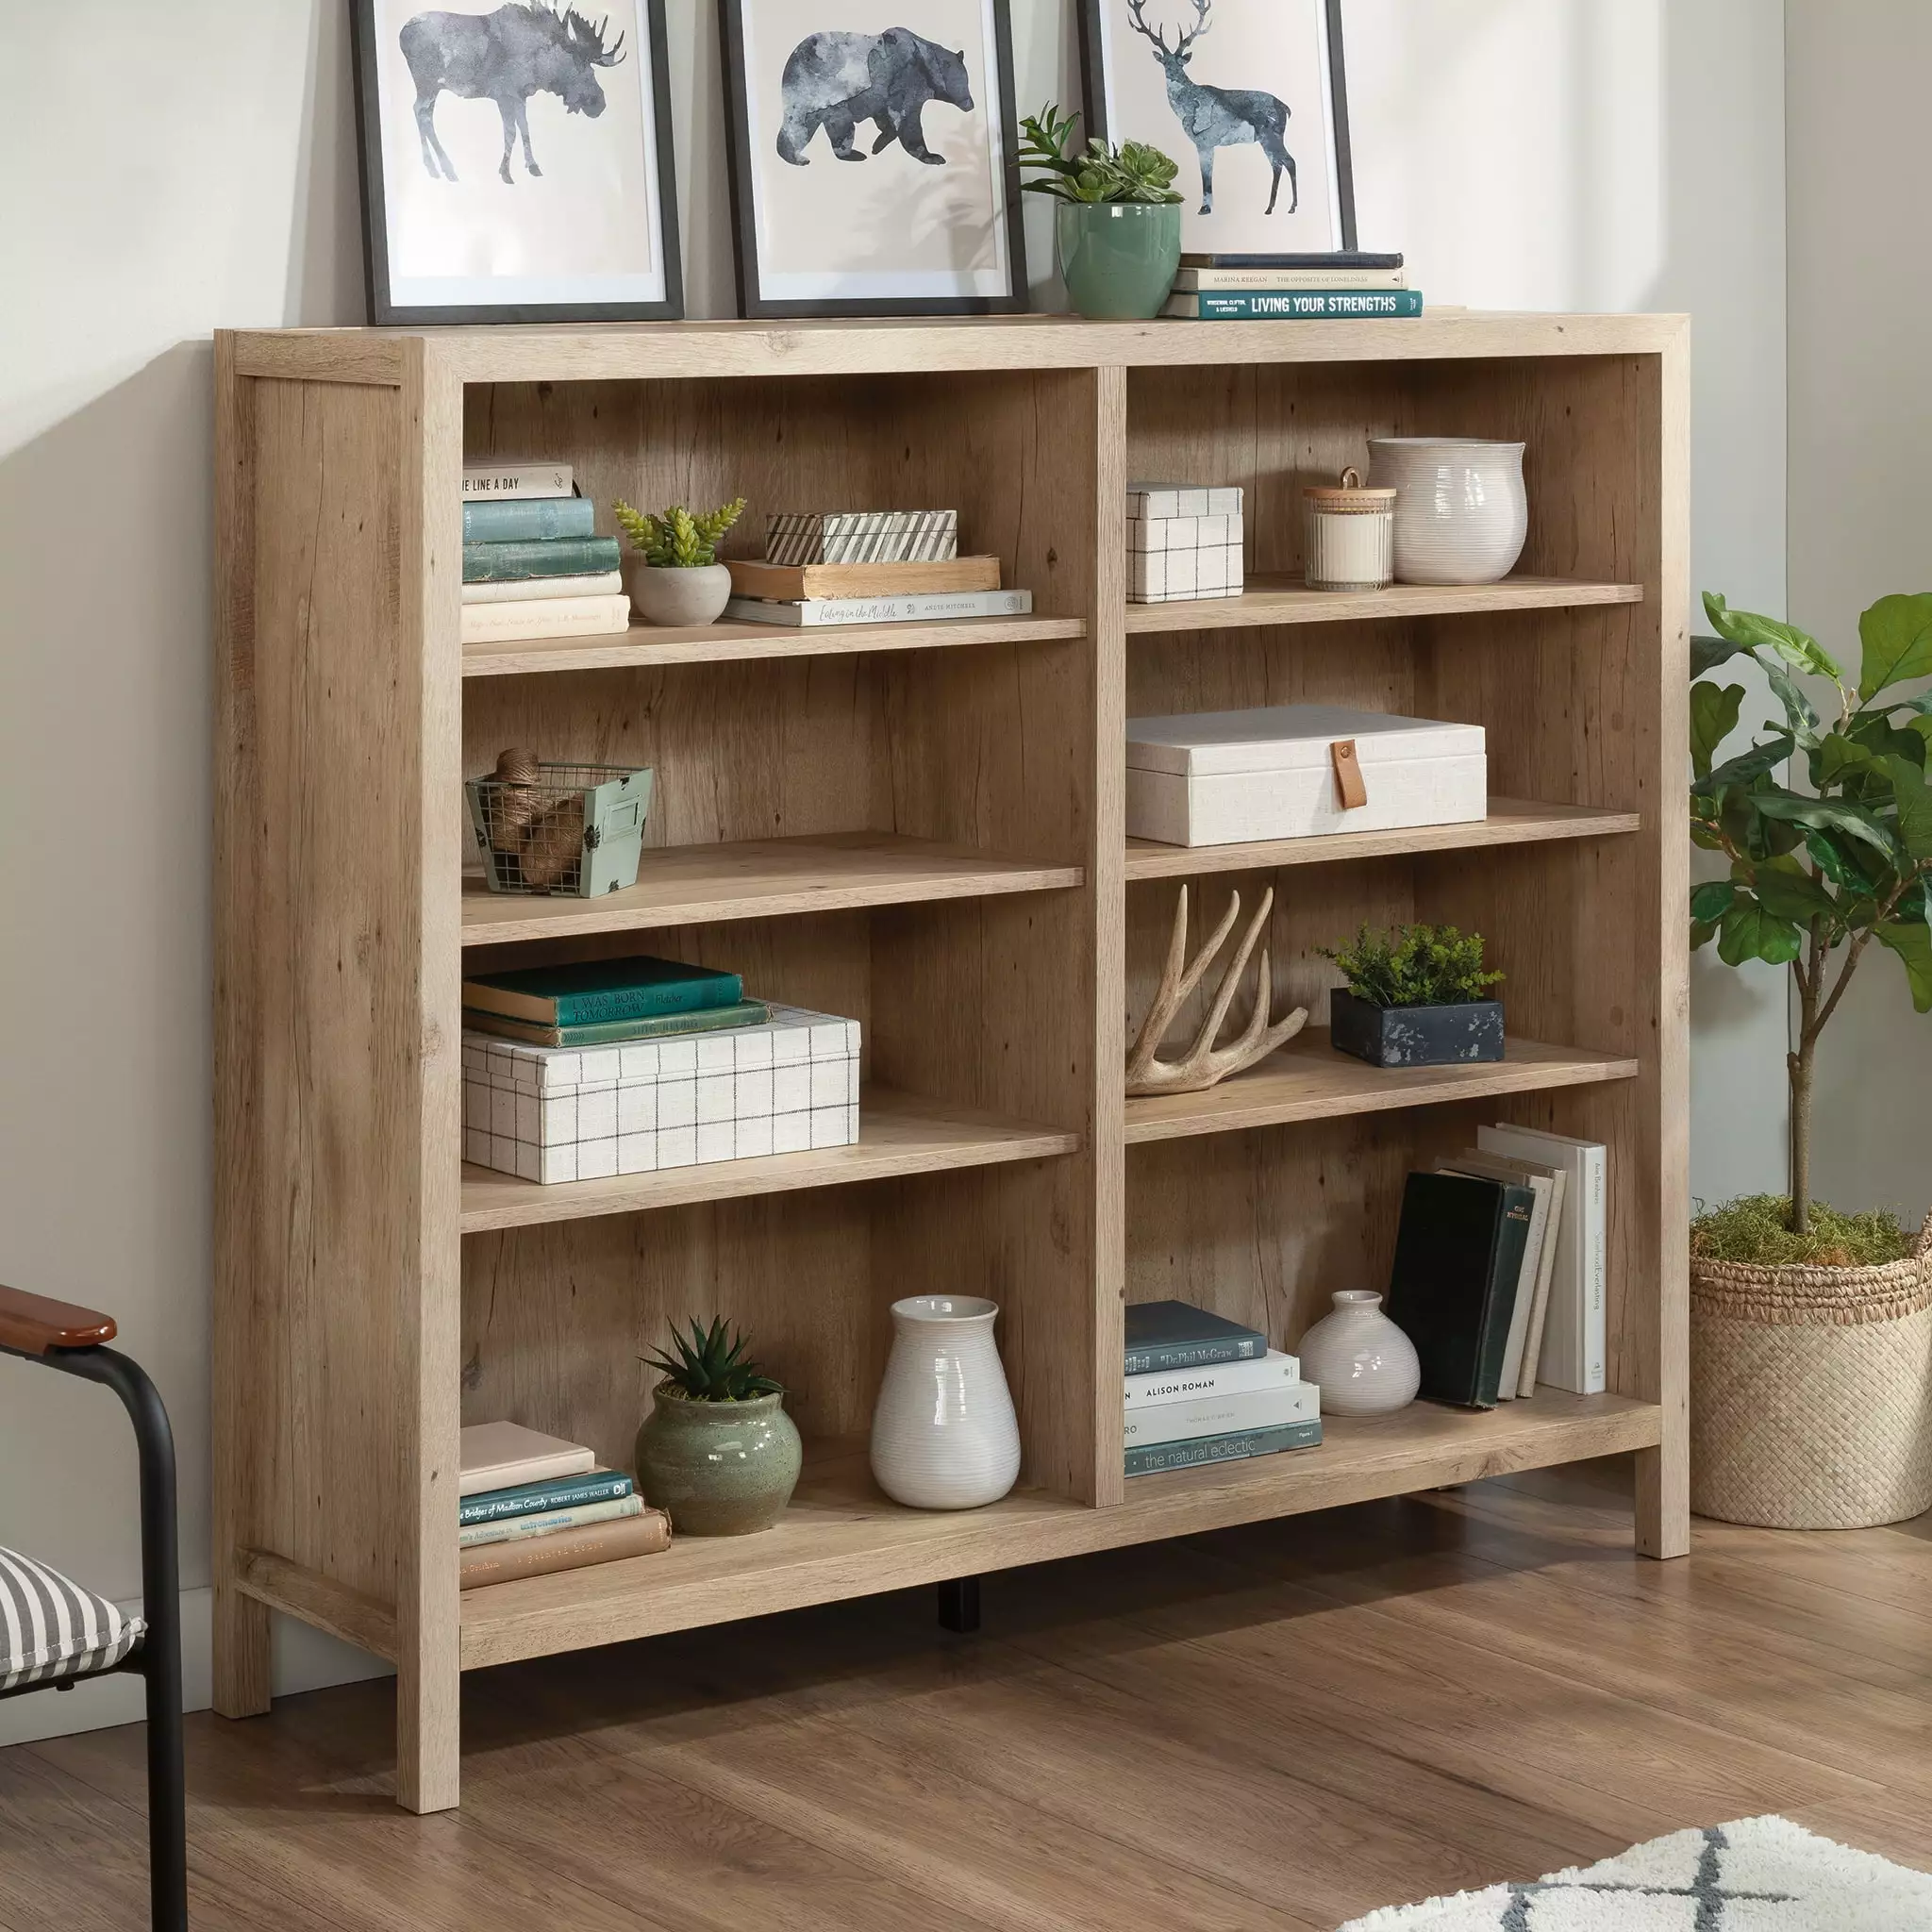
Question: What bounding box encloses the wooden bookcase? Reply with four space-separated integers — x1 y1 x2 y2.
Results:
213 312 1689 1813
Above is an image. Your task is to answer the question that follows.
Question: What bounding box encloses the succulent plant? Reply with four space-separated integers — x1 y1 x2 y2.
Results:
642 1316 784 1403
1016 104 1183 205
612 497 747 568
1321 924 1505 1009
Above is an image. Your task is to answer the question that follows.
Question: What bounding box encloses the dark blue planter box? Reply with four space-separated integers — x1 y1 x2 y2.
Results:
1329 991 1505 1068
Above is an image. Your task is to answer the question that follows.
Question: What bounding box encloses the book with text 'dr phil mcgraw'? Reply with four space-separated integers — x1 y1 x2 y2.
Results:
458 1421 596 1497
723 589 1034 628
1124 1301 1268 1376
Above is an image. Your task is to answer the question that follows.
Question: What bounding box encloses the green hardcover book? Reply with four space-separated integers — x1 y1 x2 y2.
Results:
462 955 743 1027
1164 289 1425 321
1385 1172 1535 1408
1124 1419 1322 1476
458 1468 634 1527
461 495 597 543
461 535 622 583
1124 1300 1268 1376
461 1001 770 1048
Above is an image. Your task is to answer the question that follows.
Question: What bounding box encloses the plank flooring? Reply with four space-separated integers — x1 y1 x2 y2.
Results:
6 1463 1931 1931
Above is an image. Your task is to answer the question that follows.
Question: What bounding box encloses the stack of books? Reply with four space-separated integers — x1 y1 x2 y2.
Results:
724 509 1034 627
460 460 628 647
1387 1124 1607 1407
1162 252 1422 323
458 1422 669 1588
1124 1301 1322 1476
461 953 766 1050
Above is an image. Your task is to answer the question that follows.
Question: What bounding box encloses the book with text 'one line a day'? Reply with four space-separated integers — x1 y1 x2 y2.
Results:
461 535 623 583
1164 290 1425 322
723 589 1034 628
1384 1172 1535 1409
1123 1347 1300 1409
1124 1300 1268 1376
462 957 745 1029
1124 1419 1322 1477
460 495 596 543
458 1493 645 1549
461 461 575 501
458 1507 672 1588
458 1421 596 1497
461 1001 771 1050
458 1468 635 1527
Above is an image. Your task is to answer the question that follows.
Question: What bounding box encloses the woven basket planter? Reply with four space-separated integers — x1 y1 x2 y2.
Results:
1690 1218 1932 1528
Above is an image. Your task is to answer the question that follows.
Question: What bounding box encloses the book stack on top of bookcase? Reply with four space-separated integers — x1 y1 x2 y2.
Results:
1124 1302 1322 1476
460 460 628 648
1163 252 1423 323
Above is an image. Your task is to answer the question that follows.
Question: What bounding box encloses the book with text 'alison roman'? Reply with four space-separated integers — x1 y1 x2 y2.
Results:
1124 1301 1267 1376
1123 1347 1300 1409
461 956 744 1029
1123 1378 1320 1449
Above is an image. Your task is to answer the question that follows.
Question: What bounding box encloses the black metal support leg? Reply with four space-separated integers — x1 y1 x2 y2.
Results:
937 1575 981 1634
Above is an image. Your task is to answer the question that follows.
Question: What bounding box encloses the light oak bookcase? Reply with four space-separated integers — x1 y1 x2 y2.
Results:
213 312 1689 1812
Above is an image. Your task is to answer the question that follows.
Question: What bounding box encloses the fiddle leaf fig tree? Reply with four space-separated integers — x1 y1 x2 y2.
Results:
1690 588 1932 1231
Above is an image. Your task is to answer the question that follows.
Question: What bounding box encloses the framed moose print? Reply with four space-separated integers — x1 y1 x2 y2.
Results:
719 0 1029 318
1079 0 1357 257
350 0 683 324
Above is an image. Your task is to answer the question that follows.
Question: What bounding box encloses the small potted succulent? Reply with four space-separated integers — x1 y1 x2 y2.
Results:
1321 923 1505 1068
1016 104 1183 320
633 1316 801 1536
612 496 747 627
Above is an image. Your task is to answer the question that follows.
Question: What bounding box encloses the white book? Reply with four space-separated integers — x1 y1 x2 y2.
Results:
1123 1348 1301 1410
461 461 573 500
459 593 631 645
458 1421 594 1496
1440 1158 1554 1400
1173 267 1408 291
1478 1125 1606 1393
1122 1379 1320 1448
462 571 625 605
724 589 1033 628
458 1493 643 1548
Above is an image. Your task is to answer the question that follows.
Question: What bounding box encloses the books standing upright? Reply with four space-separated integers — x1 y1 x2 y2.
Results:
1478 1125 1607 1393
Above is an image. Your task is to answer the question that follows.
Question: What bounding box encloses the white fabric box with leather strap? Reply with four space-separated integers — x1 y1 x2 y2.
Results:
1124 704 1487 847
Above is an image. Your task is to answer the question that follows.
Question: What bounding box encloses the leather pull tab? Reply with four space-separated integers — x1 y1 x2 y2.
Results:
1331 739 1368 809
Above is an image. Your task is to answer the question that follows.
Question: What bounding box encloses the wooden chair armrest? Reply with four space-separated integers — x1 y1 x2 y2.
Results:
0 1283 117 1355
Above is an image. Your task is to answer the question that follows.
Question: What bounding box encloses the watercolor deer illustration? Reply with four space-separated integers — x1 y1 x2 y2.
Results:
1124 0 1296 217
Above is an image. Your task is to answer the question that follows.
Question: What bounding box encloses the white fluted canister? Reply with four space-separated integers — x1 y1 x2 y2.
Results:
870 1295 1022 1509
1367 437 1528 586
1303 468 1396 591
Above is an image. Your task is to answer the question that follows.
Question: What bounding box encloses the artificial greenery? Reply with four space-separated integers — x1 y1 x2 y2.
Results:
1690 1194 1913 1270
1320 924 1504 1009
1690 589 1932 1232
1016 104 1182 205
612 496 746 568
642 1316 784 1403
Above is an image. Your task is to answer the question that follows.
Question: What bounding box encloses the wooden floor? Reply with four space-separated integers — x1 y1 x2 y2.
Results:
5 1460 1931 1931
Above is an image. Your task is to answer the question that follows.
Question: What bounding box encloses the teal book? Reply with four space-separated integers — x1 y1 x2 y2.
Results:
1125 1419 1322 1476
462 535 622 583
461 1001 770 1048
461 495 596 543
458 1468 634 1527
1125 1300 1268 1376
1385 1172 1535 1408
462 955 744 1027
1166 290 1425 321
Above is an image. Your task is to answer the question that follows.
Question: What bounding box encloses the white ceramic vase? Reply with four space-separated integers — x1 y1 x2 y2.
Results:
1296 1290 1421 1417
625 558 732 627
870 1295 1022 1509
1366 437 1528 586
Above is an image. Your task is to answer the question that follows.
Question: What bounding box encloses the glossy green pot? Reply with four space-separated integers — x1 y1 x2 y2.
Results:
633 1386 802 1536
1057 201 1182 320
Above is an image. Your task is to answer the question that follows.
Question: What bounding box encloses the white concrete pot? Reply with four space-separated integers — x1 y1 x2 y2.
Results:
870 1295 1021 1509
1367 437 1528 585
626 558 732 627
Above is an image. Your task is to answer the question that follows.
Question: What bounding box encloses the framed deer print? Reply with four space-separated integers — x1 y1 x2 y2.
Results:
350 0 682 324
719 0 1029 318
1079 0 1357 258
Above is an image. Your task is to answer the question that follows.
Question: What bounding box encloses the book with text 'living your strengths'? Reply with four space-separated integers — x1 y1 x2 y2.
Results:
458 1494 645 1549
1385 1172 1535 1409
1123 1379 1320 1449
1164 290 1425 322
1122 1347 1300 1409
462 535 622 583
461 461 574 500
460 494 597 543
461 1002 771 1050
1124 1419 1323 1477
462 956 744 1028
723 589 1034 628
458 1468 635 1527
1124 1300 1267 1376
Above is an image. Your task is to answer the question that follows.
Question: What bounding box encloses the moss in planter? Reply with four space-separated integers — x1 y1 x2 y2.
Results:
1690 1194 1914 1268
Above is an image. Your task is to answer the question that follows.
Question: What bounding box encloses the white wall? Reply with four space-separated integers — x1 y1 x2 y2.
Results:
1786 2 1932 1228
0 0 1787 1745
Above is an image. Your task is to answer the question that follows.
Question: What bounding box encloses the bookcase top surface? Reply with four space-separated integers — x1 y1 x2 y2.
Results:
226 310 1687 387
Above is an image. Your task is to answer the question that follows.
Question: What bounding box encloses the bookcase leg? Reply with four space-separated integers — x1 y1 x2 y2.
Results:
937 1576 981 1633
1635 1441 1690 1559
395 1649 461 1813
211 1575 271 1720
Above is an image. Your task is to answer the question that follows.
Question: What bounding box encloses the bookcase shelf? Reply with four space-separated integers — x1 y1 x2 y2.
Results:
215 311 1689 1814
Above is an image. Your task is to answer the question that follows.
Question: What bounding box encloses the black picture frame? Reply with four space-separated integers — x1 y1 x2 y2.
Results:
351 0 684 325
1076 0 1357 254
718 1 1031 319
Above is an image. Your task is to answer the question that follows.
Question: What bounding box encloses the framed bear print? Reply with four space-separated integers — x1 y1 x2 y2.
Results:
720 0 1029 317
1079 0 1357 258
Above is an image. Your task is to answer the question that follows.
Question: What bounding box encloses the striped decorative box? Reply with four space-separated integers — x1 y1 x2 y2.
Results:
463 1006 860 1184
765 510 958 565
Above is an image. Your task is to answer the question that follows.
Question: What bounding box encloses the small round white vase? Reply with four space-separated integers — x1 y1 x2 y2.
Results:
1366 437 1528 586
870 1295 1022 1509
1296 1290 1421 1417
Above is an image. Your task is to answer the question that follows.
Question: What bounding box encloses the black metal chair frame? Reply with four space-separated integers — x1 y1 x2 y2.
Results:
1 1333 188 1932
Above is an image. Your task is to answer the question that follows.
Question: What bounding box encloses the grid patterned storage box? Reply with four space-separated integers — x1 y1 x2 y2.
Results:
463 1006 860 1184
1126 483 1244 604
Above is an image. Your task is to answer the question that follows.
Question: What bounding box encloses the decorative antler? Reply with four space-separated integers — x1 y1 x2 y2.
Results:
1125 886 1307 1096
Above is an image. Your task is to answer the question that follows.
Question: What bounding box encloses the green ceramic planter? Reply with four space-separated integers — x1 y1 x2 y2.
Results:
633 1386 802 1536
1057 201 1182 320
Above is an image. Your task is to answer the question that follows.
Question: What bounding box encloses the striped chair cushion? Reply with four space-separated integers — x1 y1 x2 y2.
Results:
0 1546 143 1690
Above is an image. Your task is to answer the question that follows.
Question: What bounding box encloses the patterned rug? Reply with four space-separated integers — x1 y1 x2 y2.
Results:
1341 1817 1932 1928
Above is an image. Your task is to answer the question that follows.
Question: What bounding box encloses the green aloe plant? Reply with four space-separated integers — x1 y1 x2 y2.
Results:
1015 104 1182 205
612 497 746 568
642 1316 783 1403
1690 588 1932 1231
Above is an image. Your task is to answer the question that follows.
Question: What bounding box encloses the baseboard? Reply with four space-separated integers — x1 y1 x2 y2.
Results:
0 1587 392 1747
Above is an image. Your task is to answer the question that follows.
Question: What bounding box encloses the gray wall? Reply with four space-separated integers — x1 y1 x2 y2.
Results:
0 0 1789 1743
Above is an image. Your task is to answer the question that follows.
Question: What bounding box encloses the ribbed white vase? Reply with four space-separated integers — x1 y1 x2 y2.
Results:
1367 437 1528 585
870 1295 1022 1509
1296 1290 1421 1417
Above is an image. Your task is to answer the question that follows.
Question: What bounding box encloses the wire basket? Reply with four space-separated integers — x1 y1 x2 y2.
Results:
466 754 654 897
